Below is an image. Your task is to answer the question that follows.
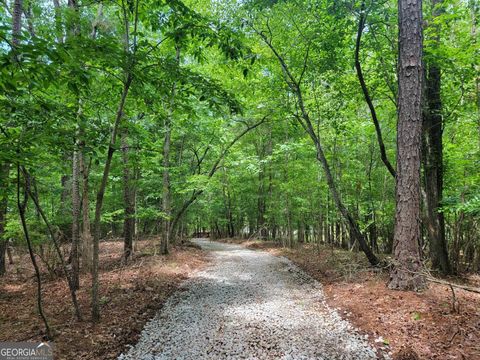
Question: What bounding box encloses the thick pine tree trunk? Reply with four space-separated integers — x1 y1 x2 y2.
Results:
389 0 426 290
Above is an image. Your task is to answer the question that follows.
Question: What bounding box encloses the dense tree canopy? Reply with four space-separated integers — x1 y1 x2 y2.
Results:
0 0 479 325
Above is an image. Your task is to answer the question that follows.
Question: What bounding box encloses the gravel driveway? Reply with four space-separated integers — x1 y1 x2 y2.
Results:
119 239 383 360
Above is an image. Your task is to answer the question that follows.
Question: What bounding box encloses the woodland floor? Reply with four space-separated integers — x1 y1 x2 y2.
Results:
223 238 480 360
0 238 208 359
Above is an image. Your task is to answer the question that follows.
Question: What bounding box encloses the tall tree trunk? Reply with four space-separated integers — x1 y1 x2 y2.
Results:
283 123 292 248
298 222 305 243
91 0 138 320
92 75 132 322
122 129 134 261
160 46 180 254
389 0 426 290
0 163 10 276
12 0 23 47
68 0 81 290
79 3 102 272
470 0 480 148
256 131 272 239
71 147 81 289
133 165 139 244
257 140 266 237
222 168 235 238
161 115 171 255
227 191 234 238
422 0 450 275
59 170 70 221
222 175 229 236
80 151 92 271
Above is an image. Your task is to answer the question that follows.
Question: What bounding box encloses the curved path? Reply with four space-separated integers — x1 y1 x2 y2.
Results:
119 239 382 360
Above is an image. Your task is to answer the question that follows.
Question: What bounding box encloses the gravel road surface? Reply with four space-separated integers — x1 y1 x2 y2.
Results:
119 239 383 360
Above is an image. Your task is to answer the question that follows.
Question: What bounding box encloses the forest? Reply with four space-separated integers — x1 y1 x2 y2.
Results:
0 0 479 358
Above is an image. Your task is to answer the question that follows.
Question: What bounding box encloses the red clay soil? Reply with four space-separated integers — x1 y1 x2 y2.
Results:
0 239 208 359
236 239 480 360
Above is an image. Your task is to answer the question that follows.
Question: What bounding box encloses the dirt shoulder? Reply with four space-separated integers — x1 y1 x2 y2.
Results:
0 238 208 359
222 238 480 360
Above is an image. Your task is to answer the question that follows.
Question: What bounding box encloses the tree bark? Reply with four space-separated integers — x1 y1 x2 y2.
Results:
470 0 480 148
389 0 426 290
122 129 134 261
80 152 92 271
67 0 82 290
0 163 10 276
422 0 450 275
59 170 70 221
161 114 171 255
223 168 236 238
256 139 267 237
12 0 23 47
71 146 81 289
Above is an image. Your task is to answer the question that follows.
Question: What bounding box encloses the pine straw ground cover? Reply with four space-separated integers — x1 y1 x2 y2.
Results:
0 238 208 359
221 238 480 360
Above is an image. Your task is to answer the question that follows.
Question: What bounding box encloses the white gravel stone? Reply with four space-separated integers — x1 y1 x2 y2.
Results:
118 239 388 360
